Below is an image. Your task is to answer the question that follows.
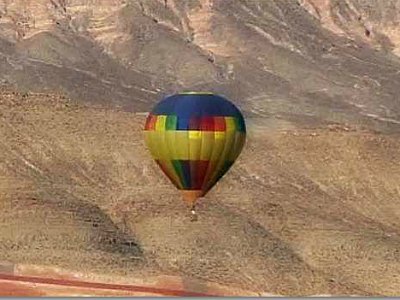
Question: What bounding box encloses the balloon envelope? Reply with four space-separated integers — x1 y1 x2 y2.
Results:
144 92 246 207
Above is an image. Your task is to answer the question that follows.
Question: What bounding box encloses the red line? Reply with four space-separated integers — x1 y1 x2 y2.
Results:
0 273 216 297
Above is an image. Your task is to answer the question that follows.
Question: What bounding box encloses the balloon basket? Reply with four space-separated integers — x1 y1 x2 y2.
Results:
190 210 198 222
190 209 198 222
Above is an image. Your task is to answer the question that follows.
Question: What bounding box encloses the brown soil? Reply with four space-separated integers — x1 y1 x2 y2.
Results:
0 274 212 297
1 89 400 295
0 262 256 296
0 282 44 296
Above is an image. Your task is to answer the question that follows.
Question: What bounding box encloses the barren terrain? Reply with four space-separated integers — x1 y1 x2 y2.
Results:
1 89 400 295
1 0 400 296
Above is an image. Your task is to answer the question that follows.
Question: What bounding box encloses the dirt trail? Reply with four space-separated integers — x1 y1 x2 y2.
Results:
0 261 260 297
0 273 214 297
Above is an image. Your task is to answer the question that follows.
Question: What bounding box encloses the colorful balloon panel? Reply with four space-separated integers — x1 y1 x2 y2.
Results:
144 93 246 196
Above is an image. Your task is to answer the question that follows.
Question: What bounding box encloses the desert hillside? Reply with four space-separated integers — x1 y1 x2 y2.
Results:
1 0 400 130
1 0 400 296
1 88 400 295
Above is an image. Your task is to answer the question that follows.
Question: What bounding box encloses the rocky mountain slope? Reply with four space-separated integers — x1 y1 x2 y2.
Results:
0 0 400 130
1 0 400 296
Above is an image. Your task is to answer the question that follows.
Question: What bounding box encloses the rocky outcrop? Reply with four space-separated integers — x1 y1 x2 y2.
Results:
301 0 400 55
0 1 400 132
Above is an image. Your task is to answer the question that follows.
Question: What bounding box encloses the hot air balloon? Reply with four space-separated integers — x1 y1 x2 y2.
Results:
144 92 246 213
